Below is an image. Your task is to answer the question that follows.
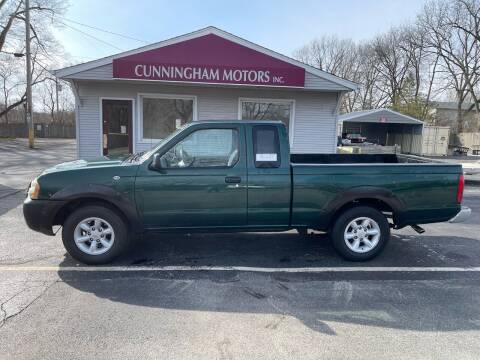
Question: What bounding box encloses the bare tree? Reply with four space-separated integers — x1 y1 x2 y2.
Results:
0 0 67 120
371 28 415 107
293 0 480 131
293 36 384 112
294 35 358 78
0 0 24 52
0 53 22 123
38 77 72 124
353 43 386 111
418 0 480 131
40 76 54 121
449 0 480 42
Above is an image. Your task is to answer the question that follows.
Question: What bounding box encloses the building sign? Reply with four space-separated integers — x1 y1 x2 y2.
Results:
379 116 387 123
114 62 304 86
112 34 305 87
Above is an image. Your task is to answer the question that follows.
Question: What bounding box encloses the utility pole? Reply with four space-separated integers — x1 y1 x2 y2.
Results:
55 77 59 123
25 0 34 148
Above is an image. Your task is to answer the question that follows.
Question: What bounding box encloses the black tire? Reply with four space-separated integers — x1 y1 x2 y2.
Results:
330 206 390 261
62 205 129 264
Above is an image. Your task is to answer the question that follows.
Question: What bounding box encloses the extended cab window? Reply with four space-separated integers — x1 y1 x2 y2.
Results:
161 128 239 168
253 125 281 168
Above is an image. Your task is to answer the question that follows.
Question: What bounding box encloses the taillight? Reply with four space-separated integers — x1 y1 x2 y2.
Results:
457 174 465 204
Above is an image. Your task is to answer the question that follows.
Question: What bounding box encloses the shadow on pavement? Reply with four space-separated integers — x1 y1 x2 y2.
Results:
58 230 480 268
0 188 25 216
57 232 480 334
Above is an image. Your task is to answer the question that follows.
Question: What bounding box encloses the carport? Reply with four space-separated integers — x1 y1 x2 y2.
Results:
338 108 424 154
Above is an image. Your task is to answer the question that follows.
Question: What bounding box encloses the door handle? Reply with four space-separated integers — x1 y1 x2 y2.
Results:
225 176 241 184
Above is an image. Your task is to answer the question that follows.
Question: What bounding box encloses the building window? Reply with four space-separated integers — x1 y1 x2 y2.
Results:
240 98 293 133
140 94 195 141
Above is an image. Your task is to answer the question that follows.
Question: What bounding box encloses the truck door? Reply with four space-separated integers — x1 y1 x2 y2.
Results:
246 124 291 227
136 125 247 229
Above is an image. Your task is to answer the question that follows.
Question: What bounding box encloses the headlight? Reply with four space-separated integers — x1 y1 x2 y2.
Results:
28 179 40 199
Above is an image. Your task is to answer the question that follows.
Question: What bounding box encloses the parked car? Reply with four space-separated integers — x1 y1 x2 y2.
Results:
24 120 470 264
341 138 352 146
345 133 367 143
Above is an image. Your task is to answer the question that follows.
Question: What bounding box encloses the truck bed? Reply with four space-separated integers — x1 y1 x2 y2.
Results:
290 153 432 164
289 153 462 230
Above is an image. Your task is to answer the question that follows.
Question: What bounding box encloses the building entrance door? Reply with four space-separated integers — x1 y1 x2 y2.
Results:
102 99 132 156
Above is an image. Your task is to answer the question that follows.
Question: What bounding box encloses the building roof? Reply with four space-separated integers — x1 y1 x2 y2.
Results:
53 26 358 91
338 108 424 125
433 101 475 111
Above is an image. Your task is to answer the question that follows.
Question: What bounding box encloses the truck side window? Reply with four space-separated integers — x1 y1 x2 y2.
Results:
253 125 281 168
161 128 239 168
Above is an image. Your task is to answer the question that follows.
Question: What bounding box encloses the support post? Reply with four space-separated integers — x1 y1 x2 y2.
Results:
25 0 34 148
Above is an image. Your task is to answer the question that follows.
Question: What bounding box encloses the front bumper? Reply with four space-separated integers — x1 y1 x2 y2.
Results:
23 197 66 235
449 206 471 223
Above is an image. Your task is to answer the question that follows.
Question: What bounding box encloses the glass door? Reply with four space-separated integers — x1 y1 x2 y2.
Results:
102 99 133 156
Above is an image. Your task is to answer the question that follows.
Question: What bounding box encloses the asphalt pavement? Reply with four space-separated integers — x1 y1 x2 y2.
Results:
0 138 75 198
1 138 480 359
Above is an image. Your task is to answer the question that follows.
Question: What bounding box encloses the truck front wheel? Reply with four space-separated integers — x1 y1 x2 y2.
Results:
331 206 390 261
62 205 129 264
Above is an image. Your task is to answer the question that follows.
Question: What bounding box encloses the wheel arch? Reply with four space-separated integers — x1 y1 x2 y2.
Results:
324 186 406 229
51 184 143 233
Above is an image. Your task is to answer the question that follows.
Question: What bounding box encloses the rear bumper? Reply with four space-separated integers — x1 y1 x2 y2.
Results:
23 198 66 236
449 206 471 223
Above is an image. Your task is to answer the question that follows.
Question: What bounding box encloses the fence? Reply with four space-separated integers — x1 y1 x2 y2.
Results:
0 123 75 138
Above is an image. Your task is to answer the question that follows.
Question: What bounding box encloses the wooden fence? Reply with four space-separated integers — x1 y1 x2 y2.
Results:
0 123 75 138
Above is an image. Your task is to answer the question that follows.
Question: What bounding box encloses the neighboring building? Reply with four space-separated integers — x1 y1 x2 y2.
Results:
338 108 424 155
431 101 480 152
432 101 479 132
338 108 451 156
53 27 357 159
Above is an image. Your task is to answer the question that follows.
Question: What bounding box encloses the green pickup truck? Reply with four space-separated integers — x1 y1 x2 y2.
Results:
24 120 469 264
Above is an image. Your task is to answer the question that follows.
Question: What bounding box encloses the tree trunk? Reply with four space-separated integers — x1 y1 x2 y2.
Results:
457 93 464 133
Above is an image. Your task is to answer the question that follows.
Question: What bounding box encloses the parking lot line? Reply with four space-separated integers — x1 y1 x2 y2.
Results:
1 265 480 272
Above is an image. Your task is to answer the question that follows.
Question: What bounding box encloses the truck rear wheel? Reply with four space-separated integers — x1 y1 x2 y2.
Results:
62 205 129 264
331 206 390 261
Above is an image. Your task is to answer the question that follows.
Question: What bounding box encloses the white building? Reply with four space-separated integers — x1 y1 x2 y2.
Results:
54 27 358 159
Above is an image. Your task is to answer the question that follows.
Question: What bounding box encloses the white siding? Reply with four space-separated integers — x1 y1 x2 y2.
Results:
197 89 238 119
291 92 338 153
75 81 339 159
77 96 100 159
304 72 350 91
65 64 113 80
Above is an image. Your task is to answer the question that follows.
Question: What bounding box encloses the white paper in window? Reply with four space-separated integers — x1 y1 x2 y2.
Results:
256 153 277 162
175 119 182 129
120 125 127 134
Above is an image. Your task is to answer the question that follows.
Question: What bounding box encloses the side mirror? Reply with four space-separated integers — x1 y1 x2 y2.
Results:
151 153 161 170
150 153 167 170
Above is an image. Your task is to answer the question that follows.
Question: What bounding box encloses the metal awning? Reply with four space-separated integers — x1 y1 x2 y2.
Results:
339 108 424 125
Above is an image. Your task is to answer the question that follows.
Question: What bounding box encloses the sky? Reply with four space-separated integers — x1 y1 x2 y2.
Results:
54 0 427 65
